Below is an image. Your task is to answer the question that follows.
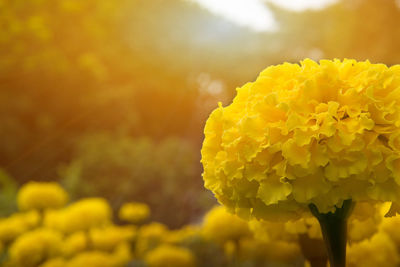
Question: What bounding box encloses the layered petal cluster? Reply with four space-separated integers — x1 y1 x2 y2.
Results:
201 59 400 220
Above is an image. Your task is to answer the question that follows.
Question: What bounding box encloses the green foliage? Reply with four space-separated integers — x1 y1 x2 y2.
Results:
59 132 214 228
0 169 18 216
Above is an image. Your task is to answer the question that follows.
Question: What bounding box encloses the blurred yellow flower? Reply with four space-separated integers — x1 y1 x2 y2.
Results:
379 212 400 251
17 181 68 211
202 206 251 244
347 232 400 267
0 210 40 243
62 231 87 257
112 242 133 266
44 198 112 233
164 225 200 245
145 244 196 267
135 222 169 257
9 228 63 267
66 251 118 267
39 258 66 267
201 59 400 220
89 225 136 251
118 202 150 224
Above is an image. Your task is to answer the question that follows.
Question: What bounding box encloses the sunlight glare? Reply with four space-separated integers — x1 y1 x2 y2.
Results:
266 0 338 11
192 0 278 32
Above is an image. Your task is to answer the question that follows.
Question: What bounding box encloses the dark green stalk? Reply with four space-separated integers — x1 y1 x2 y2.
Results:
308 199 354 267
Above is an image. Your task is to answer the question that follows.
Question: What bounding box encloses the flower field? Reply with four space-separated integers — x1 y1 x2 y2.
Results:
0 182 399 266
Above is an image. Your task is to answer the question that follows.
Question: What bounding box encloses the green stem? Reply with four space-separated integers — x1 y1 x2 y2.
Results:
308 199 354 267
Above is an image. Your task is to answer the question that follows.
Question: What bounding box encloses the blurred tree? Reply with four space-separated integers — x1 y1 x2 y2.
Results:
59 132 214 228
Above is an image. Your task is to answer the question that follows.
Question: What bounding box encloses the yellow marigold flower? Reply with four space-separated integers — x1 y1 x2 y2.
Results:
118 202 150 224
89 225 136 251
379 211 400 250
201 59 400 220
347 232 400 267
66 251 118 267
44 198 112 233
239 238 302 266
112 242 133 267
17 181 69 211
39 258 67 267
164 225 200 245
145 244 196 267
135 222 169 257
8 228 63 267
0 210 40 243
202 206 251 244
62 231 87 257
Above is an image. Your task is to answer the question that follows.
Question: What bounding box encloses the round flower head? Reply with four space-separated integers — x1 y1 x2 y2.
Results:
62 231 88 257
67 251 117 267
145 244 196 267
201 59 400 220
89 225 136 251
135 222 169 257
118 202 150 224
44 198 112 233
347 232 400 267
202 205 251 244
0 210 40 243
39 257 66 267
8 228 63 267
17 181 69 211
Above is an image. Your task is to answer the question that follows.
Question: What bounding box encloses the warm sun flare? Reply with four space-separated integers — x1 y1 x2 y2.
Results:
192 0 338 32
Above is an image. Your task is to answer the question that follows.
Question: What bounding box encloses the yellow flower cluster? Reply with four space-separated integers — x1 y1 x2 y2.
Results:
4 181 400 267
0 210 40 244
145 244 196 267
201 59 400 220
44 198 112 233
201 205 302 264
118 202 150 224
202 206 251 244
0 182 136 267
17 182 68 211
248 202 400 267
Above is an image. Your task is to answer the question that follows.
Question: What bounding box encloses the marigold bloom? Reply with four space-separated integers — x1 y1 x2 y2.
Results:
201 59 400 220
66 251 118 267
44 198 112 233
202 205 251 244
9 228 63 267
39 258 66 267
164 225 200 245
347 232 400 267
0 210 40 243
17 181 68 211
135 222 169 256
62 231 87 257
89 225 136 251
118 202 150 224
145 244 196 267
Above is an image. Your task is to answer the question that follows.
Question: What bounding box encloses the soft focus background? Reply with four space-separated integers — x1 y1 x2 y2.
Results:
1 0 400 228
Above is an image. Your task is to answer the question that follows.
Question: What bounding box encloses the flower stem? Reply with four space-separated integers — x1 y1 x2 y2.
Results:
308 199 354 267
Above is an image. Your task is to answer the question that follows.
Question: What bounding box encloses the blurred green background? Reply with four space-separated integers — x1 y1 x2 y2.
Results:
1 0 400 228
